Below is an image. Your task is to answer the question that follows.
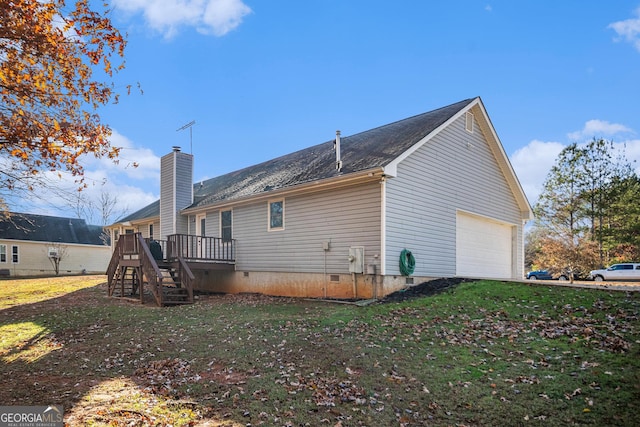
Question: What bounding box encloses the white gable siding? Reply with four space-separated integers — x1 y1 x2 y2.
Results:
231 182 381 273
384 113 523 278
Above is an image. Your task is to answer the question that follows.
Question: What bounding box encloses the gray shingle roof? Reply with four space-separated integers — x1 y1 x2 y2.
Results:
117 200 160 223
0 213 106 245
191 98 475 208
113 98 475 222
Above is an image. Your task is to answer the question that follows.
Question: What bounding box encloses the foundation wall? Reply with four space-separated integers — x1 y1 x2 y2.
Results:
192 270 440 300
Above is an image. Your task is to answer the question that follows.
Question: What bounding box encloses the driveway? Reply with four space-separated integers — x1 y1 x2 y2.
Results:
524 279 640 292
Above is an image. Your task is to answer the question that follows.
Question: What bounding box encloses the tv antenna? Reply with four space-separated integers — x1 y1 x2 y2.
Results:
176 120 196 154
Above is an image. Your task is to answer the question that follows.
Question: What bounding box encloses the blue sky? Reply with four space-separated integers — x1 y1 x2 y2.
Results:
14 1 640 223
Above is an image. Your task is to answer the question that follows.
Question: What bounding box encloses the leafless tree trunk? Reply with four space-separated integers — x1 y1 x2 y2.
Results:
46 243 68 276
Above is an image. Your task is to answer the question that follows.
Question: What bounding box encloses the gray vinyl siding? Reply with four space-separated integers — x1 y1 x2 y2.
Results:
230 182 381 273
160 150 193 239
385 114 523 277
160 153 174 239
175 152 193 235
137 220 159 239
208 211 220 238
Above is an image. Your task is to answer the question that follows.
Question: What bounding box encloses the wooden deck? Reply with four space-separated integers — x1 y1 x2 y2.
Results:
106 233 235 306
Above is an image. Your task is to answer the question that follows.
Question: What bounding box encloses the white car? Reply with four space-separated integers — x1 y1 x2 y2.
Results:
589 263 640 281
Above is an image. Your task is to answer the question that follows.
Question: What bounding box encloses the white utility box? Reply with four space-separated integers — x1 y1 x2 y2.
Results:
348 246 364 274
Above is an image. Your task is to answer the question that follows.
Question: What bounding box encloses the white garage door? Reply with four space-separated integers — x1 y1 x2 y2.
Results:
456 212 513 278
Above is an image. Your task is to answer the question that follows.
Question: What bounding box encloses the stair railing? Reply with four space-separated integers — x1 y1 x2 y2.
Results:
175 256 195 303
136 233 165 306
106 236 126 295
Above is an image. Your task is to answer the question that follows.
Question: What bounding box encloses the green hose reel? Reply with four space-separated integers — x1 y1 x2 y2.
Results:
399 249 415 276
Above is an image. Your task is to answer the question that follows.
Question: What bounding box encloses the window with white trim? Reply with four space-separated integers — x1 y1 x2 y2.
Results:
149 224 154 240
0 245 6 263
268 199 284 231
11 245 18 263
221 210 232 242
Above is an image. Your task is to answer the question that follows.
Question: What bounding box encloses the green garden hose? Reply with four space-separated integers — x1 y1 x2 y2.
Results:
399 249 415 276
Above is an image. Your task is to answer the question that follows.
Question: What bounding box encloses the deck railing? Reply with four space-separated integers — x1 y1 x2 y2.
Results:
107 233 199 306
175 256 195 303
107 236 120 290
106 233 141 289
167 234 235 263
136 233 165 306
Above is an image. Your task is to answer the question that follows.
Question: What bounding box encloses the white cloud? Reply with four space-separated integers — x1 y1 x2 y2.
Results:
510 139 565 204
114 0 252 38
202 0 253 36
28 169 158 223
511 132 640 207
613 138 640 177
4 130 160 222
97 129 161 181
567 119 633 141
608 7 640 52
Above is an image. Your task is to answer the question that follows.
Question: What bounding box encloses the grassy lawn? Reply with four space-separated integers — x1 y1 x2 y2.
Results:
0 277 638 426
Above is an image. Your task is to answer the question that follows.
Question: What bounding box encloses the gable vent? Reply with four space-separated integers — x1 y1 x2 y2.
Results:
465 111 474 133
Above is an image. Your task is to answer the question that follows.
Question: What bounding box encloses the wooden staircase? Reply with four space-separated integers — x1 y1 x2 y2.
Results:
107 233 195 307
108 266 140 299
157 264 192 305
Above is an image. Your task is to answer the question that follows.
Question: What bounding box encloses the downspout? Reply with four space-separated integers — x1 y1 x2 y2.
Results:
323 247 327 299
380 175 387 277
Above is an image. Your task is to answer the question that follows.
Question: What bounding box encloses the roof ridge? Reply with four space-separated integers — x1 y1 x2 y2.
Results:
197 97 477 185
342 97 476 141
114 97 481 220
7 211 89 223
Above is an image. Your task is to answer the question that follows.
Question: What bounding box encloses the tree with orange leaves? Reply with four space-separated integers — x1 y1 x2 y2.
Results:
0 0 129 215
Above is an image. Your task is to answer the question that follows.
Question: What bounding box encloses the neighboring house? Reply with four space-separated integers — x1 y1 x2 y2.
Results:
0 212 110 277
107 97 532 301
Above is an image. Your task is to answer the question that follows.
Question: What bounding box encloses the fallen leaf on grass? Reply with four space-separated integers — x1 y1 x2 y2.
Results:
134 358 201 397
283 374 367 407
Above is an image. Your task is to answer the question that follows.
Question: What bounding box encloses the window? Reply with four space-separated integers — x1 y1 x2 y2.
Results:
268 200 284 230
149 224 154 240
221 210 232 242
465 111 474 133
11 246 18 263
0 245 6 263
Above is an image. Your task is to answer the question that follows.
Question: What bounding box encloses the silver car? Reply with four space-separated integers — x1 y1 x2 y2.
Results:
589 263 640 281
